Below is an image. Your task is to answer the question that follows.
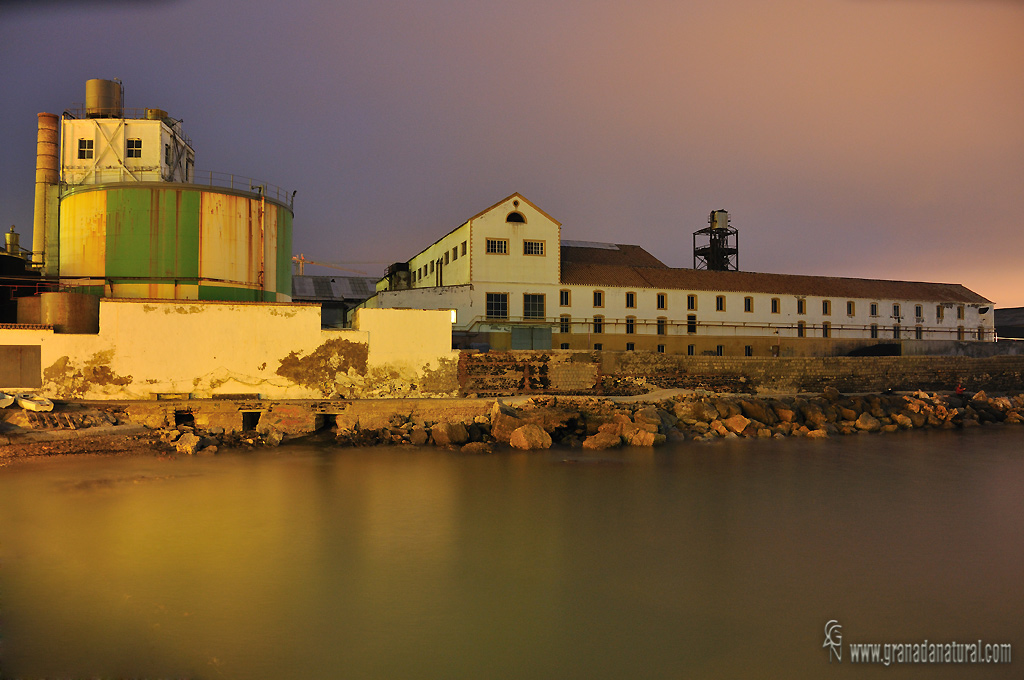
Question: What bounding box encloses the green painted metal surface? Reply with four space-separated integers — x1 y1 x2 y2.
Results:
276 209 293 297
105 188 200 280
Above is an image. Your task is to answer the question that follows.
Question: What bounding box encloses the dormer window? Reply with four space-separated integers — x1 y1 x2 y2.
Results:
506 211 526 223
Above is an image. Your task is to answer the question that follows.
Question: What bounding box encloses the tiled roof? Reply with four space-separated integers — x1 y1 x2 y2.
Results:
559 263 991 304
560 243 667 268
292 275 379 301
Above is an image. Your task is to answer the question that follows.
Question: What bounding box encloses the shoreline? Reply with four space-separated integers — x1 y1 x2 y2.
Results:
2 387 1023 463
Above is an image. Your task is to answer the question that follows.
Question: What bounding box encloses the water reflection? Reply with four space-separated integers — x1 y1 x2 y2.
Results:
1 428 1022 679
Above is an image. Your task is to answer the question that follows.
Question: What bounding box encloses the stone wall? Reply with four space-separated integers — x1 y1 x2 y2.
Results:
459 350 1024 395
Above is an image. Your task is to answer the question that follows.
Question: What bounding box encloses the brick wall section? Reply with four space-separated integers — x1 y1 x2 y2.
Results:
460 351 1024 395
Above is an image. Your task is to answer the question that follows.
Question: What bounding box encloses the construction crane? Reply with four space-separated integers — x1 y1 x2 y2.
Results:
292 253 369 276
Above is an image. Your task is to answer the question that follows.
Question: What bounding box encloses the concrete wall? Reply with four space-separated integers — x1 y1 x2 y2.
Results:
0 300 458 399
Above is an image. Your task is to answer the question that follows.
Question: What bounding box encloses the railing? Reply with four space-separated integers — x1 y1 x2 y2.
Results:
195 171 295 208
453 314 992 341
63 106 194 148
58 168 295 210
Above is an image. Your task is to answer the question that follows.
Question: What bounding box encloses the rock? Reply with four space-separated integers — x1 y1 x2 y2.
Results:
675 400 719 423
773 406 796 423
880 424 899 433
626 429 657 446
855 413 882 432
582 431 623 450
739 400 776 425
714 399 742 418
633 407 661 427
710 420 729 437
197 445 218 456
509 424 552 450
431 422 469 446
460 442 493 455
822 386 842 402
723 414 751 434
265 430 284 447
837 406 858 422
409 426 429 445
175 432 202 455
801 403 828 428
806 428 829 439
893 413 913 429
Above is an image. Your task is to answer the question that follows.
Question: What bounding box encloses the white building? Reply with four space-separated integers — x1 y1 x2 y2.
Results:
364 193 994 356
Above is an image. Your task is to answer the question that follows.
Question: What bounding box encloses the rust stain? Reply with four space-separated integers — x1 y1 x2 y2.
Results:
276 338 368 397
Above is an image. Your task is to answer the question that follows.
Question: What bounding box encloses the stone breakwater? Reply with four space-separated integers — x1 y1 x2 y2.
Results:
146 388 1024 455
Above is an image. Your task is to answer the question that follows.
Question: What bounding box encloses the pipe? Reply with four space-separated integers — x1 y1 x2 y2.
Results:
33 112 60 271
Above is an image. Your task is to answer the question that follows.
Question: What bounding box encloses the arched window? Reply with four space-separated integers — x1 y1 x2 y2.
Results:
506 211 526 223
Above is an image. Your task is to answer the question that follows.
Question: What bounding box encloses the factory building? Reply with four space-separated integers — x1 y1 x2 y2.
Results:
31 79 293 302
365 193 994 356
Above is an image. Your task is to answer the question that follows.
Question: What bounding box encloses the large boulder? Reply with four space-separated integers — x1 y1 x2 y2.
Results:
175 432 202 455
509 424 552 450
674 399 720 423
739 400 776 426
722 414 751 434
430 422 469 446
855 413 882 432
582 431 622 450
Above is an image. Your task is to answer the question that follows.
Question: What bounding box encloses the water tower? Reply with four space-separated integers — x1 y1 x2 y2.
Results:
693 209 738 271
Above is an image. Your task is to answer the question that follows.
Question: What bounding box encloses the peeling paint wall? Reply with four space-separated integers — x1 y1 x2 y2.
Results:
0 300 456 399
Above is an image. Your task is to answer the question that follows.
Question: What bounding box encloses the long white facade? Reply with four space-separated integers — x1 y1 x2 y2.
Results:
367 193 994 355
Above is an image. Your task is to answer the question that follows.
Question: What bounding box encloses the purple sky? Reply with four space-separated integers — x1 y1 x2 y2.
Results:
2 0 1021 305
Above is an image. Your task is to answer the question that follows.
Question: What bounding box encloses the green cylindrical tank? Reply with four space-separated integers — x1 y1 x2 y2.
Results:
58 183 293 301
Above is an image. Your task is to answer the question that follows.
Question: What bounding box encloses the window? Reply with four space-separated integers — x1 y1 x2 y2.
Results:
657 293 667 310
506 211 526 223
823 300 831 316
978 326 985 341
744 345 753 357
486 293 508 319
822 322 830 338
560 343 570 350
461 241 467 256
452 247 458 261
870 303 879 317
797 299 806 315
687 344 695 356
444 251 449 265
657 317 667 335
915 304 923 320
559 290 570 307
164 144 172 165
957 326 965 340
716 345 724 356
593 315 604 334
870 324 879 339
936 305 944 321
593 290 604 307
523 294 545 319
744 297 753 313
915 325 923 340
657 344 665 353
687 294 697 311
594 343 603 350
625 316 635 334
429 261 434 273
771 298 780 314
957 305 965 320
485 238 508 254
893 303 901 318
686 314 697 334
126 138 142 158
559 315 571 334
797 321 805 338
893 325 901 339
523 240 544 256
626 342 635 351
847 301 855 316
77 139 94 159
716 295 726 312
625 292 636 308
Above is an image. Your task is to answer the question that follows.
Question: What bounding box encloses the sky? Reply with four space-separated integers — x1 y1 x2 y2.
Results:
1 0 1022 305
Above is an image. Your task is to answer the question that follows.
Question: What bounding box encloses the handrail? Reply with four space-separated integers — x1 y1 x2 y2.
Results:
58 169 295 209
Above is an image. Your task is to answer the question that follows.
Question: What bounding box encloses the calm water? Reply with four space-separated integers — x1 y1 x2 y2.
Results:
1 428 1022 679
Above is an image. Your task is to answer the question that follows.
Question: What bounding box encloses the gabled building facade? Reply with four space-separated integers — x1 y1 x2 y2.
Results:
366 193 994 356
